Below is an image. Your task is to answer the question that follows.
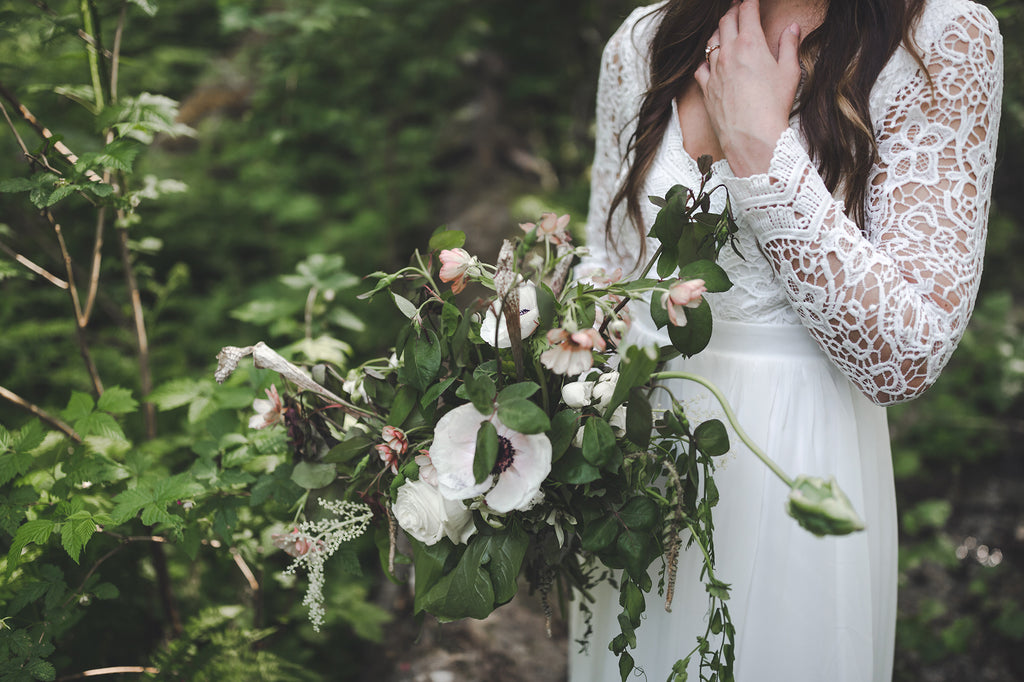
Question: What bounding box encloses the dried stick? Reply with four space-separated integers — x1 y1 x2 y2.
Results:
116 224 155 437
45 210 104 396
230 547 260 591
57 666 160 680
0 384 81 442
0 238 69 289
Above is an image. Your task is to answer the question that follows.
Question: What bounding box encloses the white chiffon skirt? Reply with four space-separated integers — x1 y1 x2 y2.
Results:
568 320 897 682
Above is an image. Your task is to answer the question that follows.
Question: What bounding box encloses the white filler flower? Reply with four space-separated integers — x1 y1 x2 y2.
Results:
430 403 552 513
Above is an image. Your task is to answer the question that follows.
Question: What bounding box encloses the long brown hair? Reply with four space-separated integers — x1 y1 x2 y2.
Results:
608 0 928 251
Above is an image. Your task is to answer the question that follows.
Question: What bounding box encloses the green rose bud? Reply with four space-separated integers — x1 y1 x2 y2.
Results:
785 475 865 537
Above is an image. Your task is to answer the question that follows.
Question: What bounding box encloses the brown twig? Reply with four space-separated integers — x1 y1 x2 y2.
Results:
0 238 69 289
116 222 155 437
0 384 81 442
44 210 104 396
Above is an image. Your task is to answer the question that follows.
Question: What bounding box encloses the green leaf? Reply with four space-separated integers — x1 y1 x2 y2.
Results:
678 259 732 293
420 377 457 410
618 651 635 682
61 392 95 423
551 448 601 484
14 420 46 454
7 519 55 564
0 450 32 486
463 373 496 415
392 292 419 319
548 410 579 462
581 417 617 468
148 378 206 411
625 389 653 450
667 299 713 357
480 529 529 604
604 345 658 417
402 330 441 391
96 387 138 415
620 579 646 624
694 419 729 457
428 229 466 251
0 177 35 193
581 515 619 553
290 461 337 490
616 529 656 582
388 385 418 427
497 382 540 403
473 420 498 485
496 398 550 434
617 496 659 531
61 513 97 563
410 538 455 615
419 539 496 621
650 285 670 328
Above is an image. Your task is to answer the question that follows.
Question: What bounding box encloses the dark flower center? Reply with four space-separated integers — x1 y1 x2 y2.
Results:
492 435 516 474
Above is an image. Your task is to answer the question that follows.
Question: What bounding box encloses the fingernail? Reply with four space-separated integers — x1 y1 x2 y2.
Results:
789 22 800 34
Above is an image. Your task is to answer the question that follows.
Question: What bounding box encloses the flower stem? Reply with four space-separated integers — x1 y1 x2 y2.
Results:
651 371 795 488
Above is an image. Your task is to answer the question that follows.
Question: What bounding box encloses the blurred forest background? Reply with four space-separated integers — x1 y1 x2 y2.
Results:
0 1 1021 680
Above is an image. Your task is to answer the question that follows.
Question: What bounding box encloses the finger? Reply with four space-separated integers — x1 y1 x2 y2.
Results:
777 22 801 68
705 28 722 64
738 0 763 36
718 2 740 43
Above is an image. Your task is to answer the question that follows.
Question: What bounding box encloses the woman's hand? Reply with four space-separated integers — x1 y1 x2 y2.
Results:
694 0 802 177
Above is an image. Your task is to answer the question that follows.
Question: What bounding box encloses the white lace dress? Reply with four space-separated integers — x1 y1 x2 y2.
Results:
570 1 1002 681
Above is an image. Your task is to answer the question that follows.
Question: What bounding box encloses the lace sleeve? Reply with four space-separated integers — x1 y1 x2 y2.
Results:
721 6 1003 406
578 9 649 278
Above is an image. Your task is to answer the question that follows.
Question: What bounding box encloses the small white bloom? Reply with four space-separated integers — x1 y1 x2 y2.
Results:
393 478 476 546
342 370 368 403
249 385 284 429
561 380 595 409
479 282 541 348
592 372 619 411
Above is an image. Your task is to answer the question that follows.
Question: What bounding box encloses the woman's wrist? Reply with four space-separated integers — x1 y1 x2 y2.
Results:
722 121 789 178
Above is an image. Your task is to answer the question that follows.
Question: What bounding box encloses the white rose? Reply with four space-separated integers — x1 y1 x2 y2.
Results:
561 380 595 408
393 479 476 546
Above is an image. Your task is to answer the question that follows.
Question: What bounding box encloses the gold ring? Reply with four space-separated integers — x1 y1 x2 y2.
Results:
705 44 721 62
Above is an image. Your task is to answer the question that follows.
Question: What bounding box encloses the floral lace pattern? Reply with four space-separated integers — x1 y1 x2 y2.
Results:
581 0 1003 406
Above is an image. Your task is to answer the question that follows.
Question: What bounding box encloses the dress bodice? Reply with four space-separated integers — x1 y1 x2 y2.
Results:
579 0 1003 406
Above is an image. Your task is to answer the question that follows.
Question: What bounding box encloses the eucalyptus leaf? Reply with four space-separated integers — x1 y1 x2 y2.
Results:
473 420 499 485
694 419 730 457
667 299 713 357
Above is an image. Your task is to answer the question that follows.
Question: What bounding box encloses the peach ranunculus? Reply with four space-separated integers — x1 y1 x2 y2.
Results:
249 385 285 429
662 278 707 327
520 212 571 246
540 327 606 376
376 444 399 474
438 248 480 294
382 425 408 456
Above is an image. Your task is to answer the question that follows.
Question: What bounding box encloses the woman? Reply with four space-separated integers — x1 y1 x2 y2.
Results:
572 0 1002 680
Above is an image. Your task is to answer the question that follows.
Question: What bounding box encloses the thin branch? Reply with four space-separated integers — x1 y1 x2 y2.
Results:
57 666 160 680
230 547 260 591
109 3 127 104
45 210 103 396
116 221 154 437
0 80 103 182
0 238 69 289
0 384 81 442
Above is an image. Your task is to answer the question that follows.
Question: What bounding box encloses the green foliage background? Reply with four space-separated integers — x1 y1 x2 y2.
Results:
0 0 1021 680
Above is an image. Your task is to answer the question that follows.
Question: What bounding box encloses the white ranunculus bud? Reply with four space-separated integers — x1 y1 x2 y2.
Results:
609 405 627 437
592 371 619 411
393 479 476 546
561 380 595 409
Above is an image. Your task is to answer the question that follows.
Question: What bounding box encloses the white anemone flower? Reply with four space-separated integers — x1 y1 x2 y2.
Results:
429 403 552 513
479 282 540 348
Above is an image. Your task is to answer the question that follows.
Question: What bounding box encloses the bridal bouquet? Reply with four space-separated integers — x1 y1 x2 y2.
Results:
215 159 863 681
